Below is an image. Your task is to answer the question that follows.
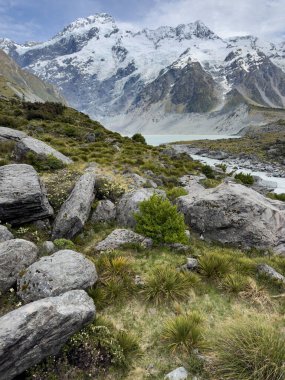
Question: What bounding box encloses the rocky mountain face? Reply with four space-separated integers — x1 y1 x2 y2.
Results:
0 49 65 103
1 14 285 133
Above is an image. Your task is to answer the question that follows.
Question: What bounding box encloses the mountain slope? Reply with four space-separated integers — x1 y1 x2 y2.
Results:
1 14 285 133
0 49 65 103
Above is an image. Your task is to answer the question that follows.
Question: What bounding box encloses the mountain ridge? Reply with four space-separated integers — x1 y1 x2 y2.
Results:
1 13 285 134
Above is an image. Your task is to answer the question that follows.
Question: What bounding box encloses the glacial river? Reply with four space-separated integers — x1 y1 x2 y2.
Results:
142 134 285 194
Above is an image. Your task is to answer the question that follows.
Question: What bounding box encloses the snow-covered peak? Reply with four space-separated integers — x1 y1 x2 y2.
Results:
56 13 116 37
137 20 219 46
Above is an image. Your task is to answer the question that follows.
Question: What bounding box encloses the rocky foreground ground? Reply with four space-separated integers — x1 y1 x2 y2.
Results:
0 103 284 380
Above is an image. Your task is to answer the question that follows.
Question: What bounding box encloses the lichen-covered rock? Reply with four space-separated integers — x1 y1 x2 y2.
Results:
0 239 38 293
41 241 56 255
0 164 53 225
257 264 285 283
91 200 116 223
52 172 96 239
18 250 97 302
0 126 27 141
165 367 188 380
177 182 285 253
95 229 153 251
0 225 13 243
182 258 199 271
0 290 95 380
15 136 73 164
116 188 166 227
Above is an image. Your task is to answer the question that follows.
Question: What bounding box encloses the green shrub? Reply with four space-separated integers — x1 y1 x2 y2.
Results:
26 152 65 171
143 266 195 305
234 172 254 185
212 318 285 380
53 238 75 250
267 192 285 202
166 187 188 201
135 194 188 244
161 312 204 353
199 252 232 280
202 164 215 179
66 320 140 370
201 178 221 188
131 133 146 144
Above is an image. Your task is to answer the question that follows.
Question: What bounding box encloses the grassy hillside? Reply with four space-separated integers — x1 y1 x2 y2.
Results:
0 49 65 103
0 99 284 380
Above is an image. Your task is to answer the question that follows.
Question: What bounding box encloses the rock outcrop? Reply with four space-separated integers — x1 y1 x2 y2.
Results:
52 172 96 239
0 164 53 225
18 250 97 302
15 136 73 165
0 126 27 141
0 239 38 293
95 228 153 251
0 290 95 380
0 225 13 243
257 264 285 283
177 182 285 253
91 199 116 223
116 188 165 228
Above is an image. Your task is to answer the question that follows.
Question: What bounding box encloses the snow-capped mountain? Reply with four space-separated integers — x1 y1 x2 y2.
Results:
1 13 285 134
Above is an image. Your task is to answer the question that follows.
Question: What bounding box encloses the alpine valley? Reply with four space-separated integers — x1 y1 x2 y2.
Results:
2 13 285 134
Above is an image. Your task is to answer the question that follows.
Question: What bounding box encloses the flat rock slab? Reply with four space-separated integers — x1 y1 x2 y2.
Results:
0 164 53 225
0 290 95 380
18 249 98 302
0 225 13 243
177 182 285 253
0 126 27 141
52 172 96 239
95 228 153 251
15 136 73 165
116 188 166 228
0 239 38 293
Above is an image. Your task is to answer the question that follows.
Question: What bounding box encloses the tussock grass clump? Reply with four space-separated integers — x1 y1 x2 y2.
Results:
90 252 136 308
161 311 204 353
143 266 196 305
220 274 251 294
212 317 285 380
135 194 188 244
199 252 232 280
239 279 273 308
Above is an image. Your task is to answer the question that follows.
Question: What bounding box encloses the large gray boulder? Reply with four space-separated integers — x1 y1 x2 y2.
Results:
95 228 153 251
0 225 13 243
91 199 116 223
0 290 95 380
177 182 285 253
0 126 27 141
18 250 98 302
52 172 96 239
116 188 166 228
0 239 38 293
15 136 73 165
0 164 53 225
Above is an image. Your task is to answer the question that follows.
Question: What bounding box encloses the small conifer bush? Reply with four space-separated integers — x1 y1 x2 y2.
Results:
135 194 188 244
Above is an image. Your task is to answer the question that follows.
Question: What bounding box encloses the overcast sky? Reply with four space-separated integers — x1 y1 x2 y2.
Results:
0 0 284 43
